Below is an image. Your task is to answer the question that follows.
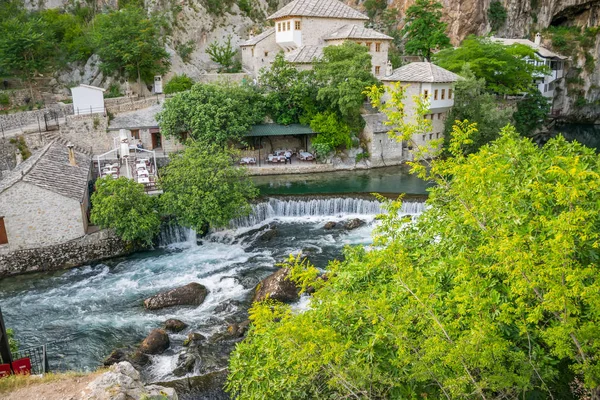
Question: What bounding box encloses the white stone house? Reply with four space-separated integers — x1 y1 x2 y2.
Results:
493 34 568 101
241 0 393 77
71 84 106 116
0 142 92 252
363 62 460 165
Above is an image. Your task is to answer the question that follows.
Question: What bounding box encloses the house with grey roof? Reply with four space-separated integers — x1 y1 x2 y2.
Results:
0 141 93 251
241 0 392 77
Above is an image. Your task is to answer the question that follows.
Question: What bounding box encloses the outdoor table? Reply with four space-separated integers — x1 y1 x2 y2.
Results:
138 177 150 184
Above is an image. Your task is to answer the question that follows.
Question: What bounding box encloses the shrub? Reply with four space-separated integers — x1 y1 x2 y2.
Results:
163 74 194 94
104 83 123 99
176 40 195 63
0 92 10 107
488 1 507 31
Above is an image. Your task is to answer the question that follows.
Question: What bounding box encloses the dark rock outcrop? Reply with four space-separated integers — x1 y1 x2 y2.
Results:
227 320 250 338
253 268 299 303
344 218 366 230
103 348 128 366
139 329 170 355
144 283 208 310
183 332 207 346
257 228 278 242
323 221 337 230
164 318 188 332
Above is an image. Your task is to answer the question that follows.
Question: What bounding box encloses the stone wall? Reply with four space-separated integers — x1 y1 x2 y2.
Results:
0 229 138 277
196 73 250 84
106 97 163 114
59 115 113 154
0 104 73 132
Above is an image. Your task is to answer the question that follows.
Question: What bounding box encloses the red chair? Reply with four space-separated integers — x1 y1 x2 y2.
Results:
11 358 31 375
0 363 11 378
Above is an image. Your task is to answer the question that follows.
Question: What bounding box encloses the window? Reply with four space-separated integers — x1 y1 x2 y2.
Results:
375 42 381 52
278 22 281 32
131 129 140 139
436 132 440 138
438 113 442 120
441 89 445 100
251 48 254 57
0 217 7 245
423 90 429 98
365 42 372 51
295 20 301 30
264 51 269 57
422 134 426 141
429 133 433 140
434 89 438 100
449 88 453 99
375 66 380 75
287 21 291 30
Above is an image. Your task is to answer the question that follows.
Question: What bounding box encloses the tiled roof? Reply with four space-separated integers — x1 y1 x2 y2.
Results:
246 124 315 137
268 0 369 21
241 28 275 47
0 141 91 201
285 45 324 64
492 37 568 60
382 62 461 83
324 24 393 41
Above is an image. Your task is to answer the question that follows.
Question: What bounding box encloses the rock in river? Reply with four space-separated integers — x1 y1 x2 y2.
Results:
139 328 170 355
344 218 365 230
144 283 208 310
164 319 188 333
323 221 337 230
253 268 299 303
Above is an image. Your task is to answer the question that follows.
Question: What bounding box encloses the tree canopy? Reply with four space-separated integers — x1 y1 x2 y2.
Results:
159 144 258 232
156 82 265 145
514 89 551 137
434 35 548 95
90 176 161 245
401 0 451 61
227 118 600 398
206 35 240 73
163 74 194 94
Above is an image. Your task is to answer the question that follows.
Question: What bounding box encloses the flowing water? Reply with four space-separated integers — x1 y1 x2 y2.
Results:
0 197 425 388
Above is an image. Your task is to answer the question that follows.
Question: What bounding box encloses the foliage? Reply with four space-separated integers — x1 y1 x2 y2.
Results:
206 35 240 73
90 176 161 245
434 35 549 95
93 8 170 86
9 136 31 160
103 83 123 99
227 114 600 398
176 40 195 64
401 0 451 61
314 42 378 131
513 89 551 136
443 65 513 154
0 93 10 107
259 53 320 125
157 82 265 145
488 1 507 32
7 328 18 354
364 0 387 20
163 74 194 94
309 111 353 158
159 144 258 232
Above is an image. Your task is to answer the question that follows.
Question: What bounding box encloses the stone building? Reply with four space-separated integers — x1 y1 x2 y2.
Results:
241 0 392 77
363 62 460 165
0 141 92 252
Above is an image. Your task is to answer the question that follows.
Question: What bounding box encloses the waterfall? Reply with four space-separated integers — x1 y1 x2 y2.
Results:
231 197 426 228
156 224 196 247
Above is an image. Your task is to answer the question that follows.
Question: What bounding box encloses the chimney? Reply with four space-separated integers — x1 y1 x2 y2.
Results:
67 142 77 166
385 60 393 77
534 32 541 46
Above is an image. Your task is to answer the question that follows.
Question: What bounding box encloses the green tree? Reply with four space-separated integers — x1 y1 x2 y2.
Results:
444 65 513 154
90 176 161 245
206 35 240 72
157 82 265 145
163 74 194 94
488 0 508 32
227 121 600 398
259 53 320 125
0 18 53 99
513 89 551 136
93 8 170 94
308 111 353 158
7 328 19 354
401 0 451 61
314 41 378 131
159 144 258 232
434 35 548 95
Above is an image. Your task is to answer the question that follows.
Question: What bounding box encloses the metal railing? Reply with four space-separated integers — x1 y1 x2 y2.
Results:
10 344 49 375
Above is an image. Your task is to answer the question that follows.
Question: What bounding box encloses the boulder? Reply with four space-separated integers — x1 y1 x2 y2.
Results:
144 283 208 310
183 332 206 346
102 348 128 366
164 319 188 333
344 218 366 230
84 361 178 400
323 221 337 230
139 329 170 355
213 299 241 313
227 320 251 338
257 228 278 242
253 268 299 303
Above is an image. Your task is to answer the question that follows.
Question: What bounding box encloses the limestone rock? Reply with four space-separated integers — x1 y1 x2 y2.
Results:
144 283 208 310
139 329 170 355
84 361 178 400
102 348 128 366
253 268 299 303
164 319 188 333
344 218 365 230
183 332 207 346
323 221 337 230
227 320 251 338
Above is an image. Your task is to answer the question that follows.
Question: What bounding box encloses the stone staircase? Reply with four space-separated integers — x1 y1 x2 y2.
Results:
43 132 93 156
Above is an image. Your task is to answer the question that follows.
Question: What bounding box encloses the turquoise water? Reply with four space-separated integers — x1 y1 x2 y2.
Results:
548 123 600 150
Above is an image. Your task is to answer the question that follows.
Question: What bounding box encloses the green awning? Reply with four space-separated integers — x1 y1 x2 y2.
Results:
246 124 315 137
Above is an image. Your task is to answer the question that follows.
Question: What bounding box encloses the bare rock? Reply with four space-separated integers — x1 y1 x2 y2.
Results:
253 268 299 303
344 218 365 230
102 348 128 366
139 329 170 355
323 221 337 230
144 283 208 310
164 319 188 333
227 320 251 338
183 332 207 346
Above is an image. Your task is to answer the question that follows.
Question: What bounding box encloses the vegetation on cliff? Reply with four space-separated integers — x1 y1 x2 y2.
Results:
401 0 451 61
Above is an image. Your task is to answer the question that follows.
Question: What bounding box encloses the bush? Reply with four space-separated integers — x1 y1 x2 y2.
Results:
488 1 507 31
0 92 10 107
176 40 195 63
104 83 123 99
309 111 353 158
163 74 194 94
